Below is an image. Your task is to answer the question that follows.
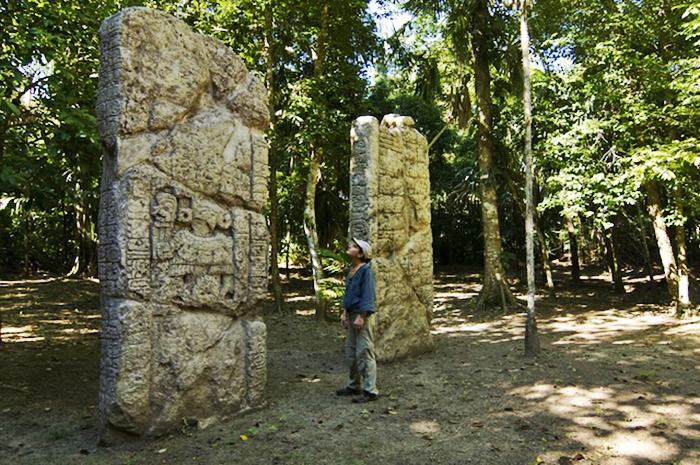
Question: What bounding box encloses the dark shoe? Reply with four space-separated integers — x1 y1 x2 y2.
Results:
352 391 378 403
336 387 361 396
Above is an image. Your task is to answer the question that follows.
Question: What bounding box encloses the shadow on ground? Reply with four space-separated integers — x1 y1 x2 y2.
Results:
1 268 699 464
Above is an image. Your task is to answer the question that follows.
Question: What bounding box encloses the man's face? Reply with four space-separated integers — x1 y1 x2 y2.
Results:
347 242 363 261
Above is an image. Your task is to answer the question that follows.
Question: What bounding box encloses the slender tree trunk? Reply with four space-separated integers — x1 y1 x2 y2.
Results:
565 216 581 281
264 2 284 312
67 184 97 277
603 232 614 278
602 224 624 294
533 211 555 296
610 223 625 294
23 203 30 277
472 0 517 312
303 0 330 322
505 175 555 296
521 0 539 356
69 200 85 276
427 124 449 154
68 191 87 276
285 227 291 281
87 212 97 276
304 145 329 320
646 180 679 302
673 186 691 315
635 201 655 283
62 197 70 267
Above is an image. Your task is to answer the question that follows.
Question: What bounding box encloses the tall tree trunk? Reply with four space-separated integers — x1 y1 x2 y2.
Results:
603 232 614 280
62 197 70 267
505 174 555 296
68 189 96 276
673 186 691 315
472 0 517 312
23 203 30 277
520 0 539 356
285 227 291 281
304 0 330 321
533 210 555 296
635 201 655 283
264 1 284 312
646 180 679 302
69 199 84 276
602 224 624 294
304 145 328 320
565 215 581 281
610 222 625 294
87 212 97 276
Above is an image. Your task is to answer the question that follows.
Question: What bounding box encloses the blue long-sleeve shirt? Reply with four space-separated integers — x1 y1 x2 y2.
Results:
341 264 376 314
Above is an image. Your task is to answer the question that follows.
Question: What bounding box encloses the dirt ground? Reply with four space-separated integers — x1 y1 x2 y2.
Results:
1 268 700 465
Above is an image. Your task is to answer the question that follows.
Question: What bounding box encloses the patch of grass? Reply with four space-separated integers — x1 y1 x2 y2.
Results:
655 417 676 428
635 370 658 382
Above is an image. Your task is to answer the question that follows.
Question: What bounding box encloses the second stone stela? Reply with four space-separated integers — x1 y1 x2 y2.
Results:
350 115 434 362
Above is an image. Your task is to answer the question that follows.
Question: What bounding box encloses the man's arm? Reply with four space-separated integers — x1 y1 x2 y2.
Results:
358 266 376 314
352 311 368 329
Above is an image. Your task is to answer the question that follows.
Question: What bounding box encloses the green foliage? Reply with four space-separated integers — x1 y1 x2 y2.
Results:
0 0 113 273
4 0 700 285
319 247 350 275
635 370 659 383
530 0 700 266
0 0 381 275
318 247 350 305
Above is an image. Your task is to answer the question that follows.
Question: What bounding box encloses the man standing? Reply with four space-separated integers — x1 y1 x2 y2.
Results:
336 238 378 403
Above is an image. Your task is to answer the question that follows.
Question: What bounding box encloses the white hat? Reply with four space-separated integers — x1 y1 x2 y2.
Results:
352 238 372 260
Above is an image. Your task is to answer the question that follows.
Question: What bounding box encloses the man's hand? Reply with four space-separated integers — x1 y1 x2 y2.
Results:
340 311 348 330
353 313 365 330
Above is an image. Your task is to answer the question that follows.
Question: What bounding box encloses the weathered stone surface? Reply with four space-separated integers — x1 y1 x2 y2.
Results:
350 115 434 362
96 7 269 444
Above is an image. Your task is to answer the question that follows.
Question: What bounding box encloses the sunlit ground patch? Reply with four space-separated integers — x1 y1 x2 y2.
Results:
0 325 45 342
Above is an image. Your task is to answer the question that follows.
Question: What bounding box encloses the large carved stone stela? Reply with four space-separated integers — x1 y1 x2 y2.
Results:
96 8 269 444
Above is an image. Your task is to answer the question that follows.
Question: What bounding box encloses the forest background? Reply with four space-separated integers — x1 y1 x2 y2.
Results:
2 0 700 316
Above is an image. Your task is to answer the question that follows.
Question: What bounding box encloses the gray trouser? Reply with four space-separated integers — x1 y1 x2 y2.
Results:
345 312 378 395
